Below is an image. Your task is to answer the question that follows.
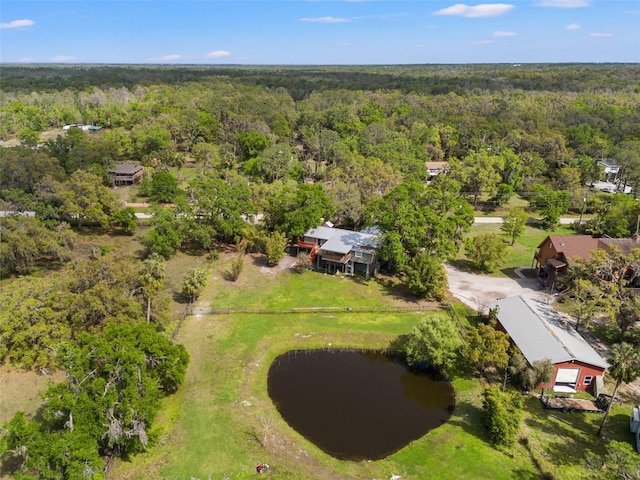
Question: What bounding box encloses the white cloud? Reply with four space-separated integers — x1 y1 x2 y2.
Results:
0 19 35 29
433 3 515 18
415 44 425 48
492 31 515 37
298 16 351 23
51 55 75 62
19 57 34 63
590 32 613 37
535 0 590 7
565 23 581 30
206 50 231 58
160 54 182 61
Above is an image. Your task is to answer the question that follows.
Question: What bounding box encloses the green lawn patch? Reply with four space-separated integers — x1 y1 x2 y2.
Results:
108 252 634 480
459 224 575 276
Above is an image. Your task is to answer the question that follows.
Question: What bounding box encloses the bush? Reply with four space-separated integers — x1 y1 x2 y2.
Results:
465 233 508 272
264 231 287 266
293 252 312 273
404 251 448 301
483 387 524 448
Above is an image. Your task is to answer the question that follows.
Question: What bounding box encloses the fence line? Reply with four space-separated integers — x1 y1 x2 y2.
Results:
189 304 442 316
171 252 218 340
171 299 193 340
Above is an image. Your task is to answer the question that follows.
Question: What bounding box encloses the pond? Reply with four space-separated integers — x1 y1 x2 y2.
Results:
267 349 455 461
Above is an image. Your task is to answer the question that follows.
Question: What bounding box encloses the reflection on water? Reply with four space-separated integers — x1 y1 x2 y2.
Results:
267 349 455 460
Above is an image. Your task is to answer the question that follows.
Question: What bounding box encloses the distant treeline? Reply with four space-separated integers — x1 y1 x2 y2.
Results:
2 63 639 98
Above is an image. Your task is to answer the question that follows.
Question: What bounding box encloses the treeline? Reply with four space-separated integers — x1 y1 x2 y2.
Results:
2 63 640 98
2 65 640 282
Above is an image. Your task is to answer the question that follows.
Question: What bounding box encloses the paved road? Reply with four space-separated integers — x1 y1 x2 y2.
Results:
474 217 585 225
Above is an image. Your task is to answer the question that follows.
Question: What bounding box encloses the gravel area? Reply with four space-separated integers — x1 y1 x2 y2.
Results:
445 263 640 403
445 263 551 314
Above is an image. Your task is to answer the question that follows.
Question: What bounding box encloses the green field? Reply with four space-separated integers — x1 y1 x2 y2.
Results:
109 255 633 480
457 224 575 277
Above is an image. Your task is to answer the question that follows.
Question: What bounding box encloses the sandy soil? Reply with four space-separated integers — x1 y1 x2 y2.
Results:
445 263 550 313
0 366 65 424
0 129 64 148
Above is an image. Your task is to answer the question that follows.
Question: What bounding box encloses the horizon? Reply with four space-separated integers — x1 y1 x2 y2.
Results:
1 1 639 65
2 61 639 67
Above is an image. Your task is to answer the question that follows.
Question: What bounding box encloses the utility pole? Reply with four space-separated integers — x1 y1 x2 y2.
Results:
578 197 587 225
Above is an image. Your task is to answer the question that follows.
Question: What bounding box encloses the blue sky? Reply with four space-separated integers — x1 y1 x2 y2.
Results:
1 1 639 64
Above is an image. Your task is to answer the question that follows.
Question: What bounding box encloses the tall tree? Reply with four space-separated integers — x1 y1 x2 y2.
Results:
597 342 640 437
404 252 449 301
465 233 508 272
501 208 529 246
565 278 608 332
139 253 165 323
401 314 462 375
56 170 118 229
366 178 473 271
451 150 504 207
266 182 335 240
149 172 182 204
183 171 255 244
463 323 510 379
483 387 524 448
2 323 189 477
143 207 183 259
0 216 76 275
182 268 207 302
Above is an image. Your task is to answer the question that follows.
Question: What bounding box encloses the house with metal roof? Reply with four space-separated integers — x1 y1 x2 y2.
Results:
489 296 608 393
425 161 449 177
108 164 145 186
297 224 380 278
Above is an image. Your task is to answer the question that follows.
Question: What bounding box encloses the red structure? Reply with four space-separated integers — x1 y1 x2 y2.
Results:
490 296 607 392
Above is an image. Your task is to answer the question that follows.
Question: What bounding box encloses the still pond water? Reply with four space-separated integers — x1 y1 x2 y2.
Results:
267 349 455 461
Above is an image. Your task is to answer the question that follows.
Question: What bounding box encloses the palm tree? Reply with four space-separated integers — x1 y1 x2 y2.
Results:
140 253 165 322
597 342 640 437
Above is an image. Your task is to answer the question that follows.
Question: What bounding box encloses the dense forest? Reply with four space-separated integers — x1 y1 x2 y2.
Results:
1 64 640 478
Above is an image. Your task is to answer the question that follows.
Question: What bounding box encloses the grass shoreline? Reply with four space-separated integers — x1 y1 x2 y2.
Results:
110 257 633 480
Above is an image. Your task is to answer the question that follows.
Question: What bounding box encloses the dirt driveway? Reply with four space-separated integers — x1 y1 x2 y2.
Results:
446 263 640 402
445 263 551 313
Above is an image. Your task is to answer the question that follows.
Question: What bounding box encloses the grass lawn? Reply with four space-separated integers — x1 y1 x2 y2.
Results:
110 254 634 480
457 224 576 276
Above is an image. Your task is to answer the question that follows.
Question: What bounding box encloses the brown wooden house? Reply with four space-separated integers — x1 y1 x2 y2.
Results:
109 164 145 186
534 234 640 289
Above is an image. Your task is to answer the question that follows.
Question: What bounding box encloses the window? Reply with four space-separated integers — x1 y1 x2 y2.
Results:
354 250 363 259
583 376 593 385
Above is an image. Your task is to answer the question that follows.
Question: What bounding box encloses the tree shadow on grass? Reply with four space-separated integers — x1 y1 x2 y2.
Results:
249 253 269 268
509 467 541 480
172 290 191 304
447 259 481 273
373 275 428 304
445 398 490 442
0 451 23 478
520 396 631 468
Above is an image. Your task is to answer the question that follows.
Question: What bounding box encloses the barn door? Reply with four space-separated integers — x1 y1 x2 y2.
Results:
554 368 580 392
